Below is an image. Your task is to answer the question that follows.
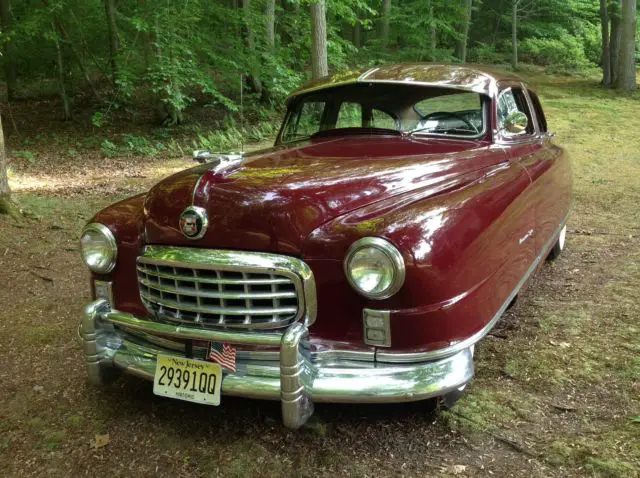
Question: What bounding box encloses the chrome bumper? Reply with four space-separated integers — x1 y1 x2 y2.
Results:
80 299 474 429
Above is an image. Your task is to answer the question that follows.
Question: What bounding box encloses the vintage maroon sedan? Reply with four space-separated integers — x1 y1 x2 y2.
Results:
79 64 571 428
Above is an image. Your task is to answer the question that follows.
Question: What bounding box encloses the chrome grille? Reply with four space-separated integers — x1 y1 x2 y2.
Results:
137 259 302 330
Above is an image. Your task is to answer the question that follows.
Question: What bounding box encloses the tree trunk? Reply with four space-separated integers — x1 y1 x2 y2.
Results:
353 20 361 48
511 0 518 70
138 0 153 72
240 0 263 97
428 0 436 60
52 23 71 120
55 20 100 99
609 0 621 85
600 0 611 86
458 0 473 63
310 0 328 79
614 0 637 90
0 0 16 101
265 0 275 51
378 0 391 45
103 0 119 86
0 113 9 205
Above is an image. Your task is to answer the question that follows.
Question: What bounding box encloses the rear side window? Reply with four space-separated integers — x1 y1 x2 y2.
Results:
528 91 547 133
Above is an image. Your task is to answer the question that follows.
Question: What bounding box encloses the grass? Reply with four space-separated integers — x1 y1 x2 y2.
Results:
0 68 639 477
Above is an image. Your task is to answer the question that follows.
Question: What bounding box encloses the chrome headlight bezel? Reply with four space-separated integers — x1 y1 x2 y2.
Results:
343 237 406 300
80 223 118 274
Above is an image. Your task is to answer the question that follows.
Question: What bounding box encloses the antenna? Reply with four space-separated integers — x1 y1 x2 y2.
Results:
240 73 244 154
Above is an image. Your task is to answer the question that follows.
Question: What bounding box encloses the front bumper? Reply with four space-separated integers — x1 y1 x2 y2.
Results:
80 299 474 429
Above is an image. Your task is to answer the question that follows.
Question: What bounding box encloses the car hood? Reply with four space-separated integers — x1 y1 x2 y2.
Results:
143 136 492 255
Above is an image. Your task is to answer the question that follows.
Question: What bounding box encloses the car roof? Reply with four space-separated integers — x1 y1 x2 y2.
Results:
288 63 525 100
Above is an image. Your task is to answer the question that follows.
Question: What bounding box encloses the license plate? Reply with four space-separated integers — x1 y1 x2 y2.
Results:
153 355 222 406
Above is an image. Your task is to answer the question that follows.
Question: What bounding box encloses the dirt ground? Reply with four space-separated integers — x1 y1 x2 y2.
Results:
0 71 638 477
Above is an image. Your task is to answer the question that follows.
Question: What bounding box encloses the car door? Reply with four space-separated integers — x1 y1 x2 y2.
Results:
522 89 572 256
495 85 540 270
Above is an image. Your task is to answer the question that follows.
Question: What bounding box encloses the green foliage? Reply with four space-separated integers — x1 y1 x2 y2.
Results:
13 150 36 164
520 34 591 72
0 0 623 127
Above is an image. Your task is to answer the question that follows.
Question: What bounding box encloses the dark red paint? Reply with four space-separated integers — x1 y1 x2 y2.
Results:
89 74 572 355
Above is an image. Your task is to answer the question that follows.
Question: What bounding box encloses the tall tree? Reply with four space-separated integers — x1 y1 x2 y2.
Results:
240 0 263 96
265 0 275 51
378 0 391 45
458 0 473 63
600 0 611 86
614 0 636 90
0 114 14 216
52 22 71 120
428 0 436 60
511 0 518 69
510 0 538 70
609 0 621 84
0 0 16 101
310 0 328 79
103 0 119 86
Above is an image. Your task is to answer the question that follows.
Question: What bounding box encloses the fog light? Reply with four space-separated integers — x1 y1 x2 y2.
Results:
363 309 391 347
94 280 113 306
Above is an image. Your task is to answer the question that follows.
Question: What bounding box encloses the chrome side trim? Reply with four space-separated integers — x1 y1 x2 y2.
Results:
376 215 569 363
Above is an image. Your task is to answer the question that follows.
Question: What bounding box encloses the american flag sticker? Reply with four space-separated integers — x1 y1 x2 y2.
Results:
208 342 237 373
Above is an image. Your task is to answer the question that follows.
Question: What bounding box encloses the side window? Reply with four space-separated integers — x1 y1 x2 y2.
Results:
497 88 534 137
282 101 325 142
371 108 396 130
336 102 362 128
528 91 547 133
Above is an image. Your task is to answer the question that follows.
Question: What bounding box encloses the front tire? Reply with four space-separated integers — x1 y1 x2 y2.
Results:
547 224 567 261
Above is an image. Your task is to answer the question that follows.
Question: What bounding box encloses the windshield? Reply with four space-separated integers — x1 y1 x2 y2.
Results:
281 83 487 143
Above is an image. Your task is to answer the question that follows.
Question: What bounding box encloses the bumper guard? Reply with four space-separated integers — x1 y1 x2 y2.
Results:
81 299 473 429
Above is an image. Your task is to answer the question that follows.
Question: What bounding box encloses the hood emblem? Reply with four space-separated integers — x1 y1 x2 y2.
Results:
179 206 208 240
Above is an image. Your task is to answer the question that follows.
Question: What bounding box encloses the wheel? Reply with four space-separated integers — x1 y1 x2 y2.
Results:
547 224 567 261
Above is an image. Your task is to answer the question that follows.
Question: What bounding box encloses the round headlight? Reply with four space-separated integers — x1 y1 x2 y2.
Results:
344 237 405 300
80 223 117 274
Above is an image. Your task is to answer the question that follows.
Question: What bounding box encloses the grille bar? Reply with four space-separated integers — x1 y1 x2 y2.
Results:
138 277 296 300
137 249 306 330
140 292 298 317
136 264 291 285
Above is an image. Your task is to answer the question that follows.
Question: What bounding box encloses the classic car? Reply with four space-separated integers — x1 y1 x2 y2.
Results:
79 64 572 429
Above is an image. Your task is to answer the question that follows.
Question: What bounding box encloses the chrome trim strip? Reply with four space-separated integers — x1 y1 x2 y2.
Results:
376 215 569 363
106 308 284 347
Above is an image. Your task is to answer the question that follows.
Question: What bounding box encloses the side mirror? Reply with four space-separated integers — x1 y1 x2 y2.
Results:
503 111 529 136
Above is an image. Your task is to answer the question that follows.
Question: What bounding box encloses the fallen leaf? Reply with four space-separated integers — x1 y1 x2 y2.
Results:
92 434 110 449
549 340 570 348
